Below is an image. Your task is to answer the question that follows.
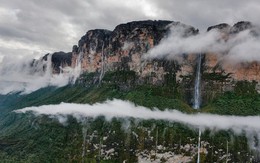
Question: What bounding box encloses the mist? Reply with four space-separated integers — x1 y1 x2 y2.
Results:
145 23 260 63
15 99 260 149
0 54 80 95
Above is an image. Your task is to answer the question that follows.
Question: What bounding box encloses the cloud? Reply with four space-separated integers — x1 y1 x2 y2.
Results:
226 30 260 62
145 24 260 62
1 1 259 93
15 99 260 149
15 99 260 131
0 0 260 59
149 0 260 29
144 25 223 59
0 53 81 95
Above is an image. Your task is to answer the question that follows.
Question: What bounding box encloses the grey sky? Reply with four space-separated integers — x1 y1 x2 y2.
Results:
0 0 259 60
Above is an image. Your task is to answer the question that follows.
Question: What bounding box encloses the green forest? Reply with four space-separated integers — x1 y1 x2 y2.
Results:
0 71 260 162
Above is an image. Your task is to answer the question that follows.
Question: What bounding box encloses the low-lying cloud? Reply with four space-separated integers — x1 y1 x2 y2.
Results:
15 99 260 150
145 24 260 63
0 54 80 95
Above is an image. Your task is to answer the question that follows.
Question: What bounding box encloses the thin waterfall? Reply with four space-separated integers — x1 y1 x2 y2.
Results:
71 49 83 84
193 53 202 109
193 53 202 163
44 53 53 79
197 130 201 163
99 42 105 84
82 126 87 162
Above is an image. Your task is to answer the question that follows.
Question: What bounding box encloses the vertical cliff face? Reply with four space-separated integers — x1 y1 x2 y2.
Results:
51 52 72 73
204 21 259 80
200 21 260 103
51 21 260 83
71 29 111 72
70 20 199 85
48 20 260 105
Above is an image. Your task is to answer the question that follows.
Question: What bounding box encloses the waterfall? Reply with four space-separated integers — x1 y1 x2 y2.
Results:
70 50 83 84
82 127 87 162
193 54 202 163
193 53 202 109
45 54 53 77
99 42 105 84
197 130 201 163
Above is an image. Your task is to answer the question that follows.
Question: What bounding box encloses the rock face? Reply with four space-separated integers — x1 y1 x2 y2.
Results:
230 21 253 34
51 52 72 73
207 23 231 32
50 20 260 105
71 21 198 85
202 21 260 82
43 52 72 73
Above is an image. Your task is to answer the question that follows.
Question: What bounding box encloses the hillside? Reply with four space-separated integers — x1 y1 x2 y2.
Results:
0 20 260 162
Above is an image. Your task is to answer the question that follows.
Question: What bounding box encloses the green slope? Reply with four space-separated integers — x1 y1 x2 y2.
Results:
0 73 260 162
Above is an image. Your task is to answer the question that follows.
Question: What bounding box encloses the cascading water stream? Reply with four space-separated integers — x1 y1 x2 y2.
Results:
193 53 202 109
197 129 201 163
193 53 202 163
70 49 83 84
45 54 53 79
99 42 105 84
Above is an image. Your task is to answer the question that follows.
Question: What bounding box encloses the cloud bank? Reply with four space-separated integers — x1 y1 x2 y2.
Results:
15 99 260 149
1 0 260 60
0 54 81 95
145 24 260 62
16 99 260 144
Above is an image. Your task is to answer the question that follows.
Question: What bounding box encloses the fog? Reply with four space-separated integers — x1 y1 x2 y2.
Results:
0 54 80 95
145 24 260 63
15 99 260 149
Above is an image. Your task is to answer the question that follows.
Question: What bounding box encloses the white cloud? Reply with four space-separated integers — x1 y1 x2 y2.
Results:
15 99 260 149
0 55 3 63
0 0 260 59
0 54 81 94
145 24 260 62
144 26 223 59
0 7 20 22
15 99 260 132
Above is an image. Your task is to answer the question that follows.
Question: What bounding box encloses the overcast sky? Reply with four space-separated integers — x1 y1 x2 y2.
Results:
0 0 259 60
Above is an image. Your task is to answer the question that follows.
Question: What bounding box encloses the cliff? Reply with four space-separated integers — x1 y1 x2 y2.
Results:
2 21 260 163
70 21 196 84
47 20 260 105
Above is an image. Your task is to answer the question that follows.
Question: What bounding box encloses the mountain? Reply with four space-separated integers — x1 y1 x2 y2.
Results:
50 20 260 106
0 20 260 162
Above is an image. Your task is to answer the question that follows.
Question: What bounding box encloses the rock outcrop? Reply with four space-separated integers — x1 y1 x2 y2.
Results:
51 52 72 73
70 21 198 85
47 20 260 105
